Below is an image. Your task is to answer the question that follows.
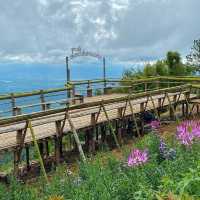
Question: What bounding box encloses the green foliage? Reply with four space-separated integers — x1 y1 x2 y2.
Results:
0 133 199 199
143 64 157 77
155 60 168 76
187 39 200 69
122 51 196 81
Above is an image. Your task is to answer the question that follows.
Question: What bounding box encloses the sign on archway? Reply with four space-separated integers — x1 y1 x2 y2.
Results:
66 47 106 93
70 47 102 60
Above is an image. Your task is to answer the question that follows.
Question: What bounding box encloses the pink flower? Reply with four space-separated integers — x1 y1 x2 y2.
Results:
127 149 148 167
150 120 160 130
176 120 200 146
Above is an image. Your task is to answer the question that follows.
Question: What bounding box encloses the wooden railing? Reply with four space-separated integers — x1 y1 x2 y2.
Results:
1 76 200 118
0 84 191 127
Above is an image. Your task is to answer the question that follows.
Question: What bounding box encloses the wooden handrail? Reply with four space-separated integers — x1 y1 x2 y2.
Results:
0 84 191 126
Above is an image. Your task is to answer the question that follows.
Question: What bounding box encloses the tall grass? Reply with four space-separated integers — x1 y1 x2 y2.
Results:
0 131 200 199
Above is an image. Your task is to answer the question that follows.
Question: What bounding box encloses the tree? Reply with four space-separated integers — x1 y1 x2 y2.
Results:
143 64 157 77
155 60 168 76
186 39 200 69
166 51 181 75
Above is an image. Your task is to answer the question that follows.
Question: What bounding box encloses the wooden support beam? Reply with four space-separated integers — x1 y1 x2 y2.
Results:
117 107 123 119
101 102 120 148
13 129 23 176
25 146 30 170
166 93 178 122
149 95 160 121
91 113 96 126
55 121 63 164
128 98 140 137
140 102 145 136
116 119 123 145
39 142 44 161
184 91 193 118
45 140 49 157
122 100 128 117
13 150 20 176
28 120 48 183
65 112 86 163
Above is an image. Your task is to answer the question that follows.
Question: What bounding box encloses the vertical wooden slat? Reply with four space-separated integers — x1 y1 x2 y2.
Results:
140 102 145 136
11 93 16 116
101 102 120 148
13 129 23 176
66 112 86 162
28 120 48 183
55 120 63 164
166 93 179 122
40 90 46 111
25 146 30 170
149 95 160 121
128 98 140 137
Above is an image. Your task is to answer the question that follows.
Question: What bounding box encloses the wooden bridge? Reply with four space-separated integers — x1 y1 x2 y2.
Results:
0 77 200 179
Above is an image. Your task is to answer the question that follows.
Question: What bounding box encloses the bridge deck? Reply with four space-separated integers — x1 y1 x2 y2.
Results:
0 92 196 152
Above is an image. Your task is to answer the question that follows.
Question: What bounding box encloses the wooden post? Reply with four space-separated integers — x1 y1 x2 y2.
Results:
140 102 145 135
184 91 192 117
45 140 49 157
117 107 123 119
169 94 177 120
25 146 30 170
13 107 22 116
101 102 120 148
88 113 96 153
149 95 160 121
28 120 48 183
13 129 23 176
40 90 46 111
66 112 86 163
158 98 162 117
117 119 123 145
55 120 63 164
39 142 44 161
11 93 16 116
166 93 179 122
128 98 140 137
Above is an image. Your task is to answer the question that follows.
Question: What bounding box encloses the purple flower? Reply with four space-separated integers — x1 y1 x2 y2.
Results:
150 120 160 130
159 139 167 153
127 149 148 167
159 139 176 160
176 120 200 146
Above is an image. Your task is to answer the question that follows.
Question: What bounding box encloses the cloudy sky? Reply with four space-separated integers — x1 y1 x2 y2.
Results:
0 0 200 65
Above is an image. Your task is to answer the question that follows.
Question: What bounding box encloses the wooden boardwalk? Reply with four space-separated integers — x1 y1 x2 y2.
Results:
0 91 196 152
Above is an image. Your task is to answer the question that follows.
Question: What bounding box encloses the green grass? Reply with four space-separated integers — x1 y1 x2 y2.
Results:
0 132 200 200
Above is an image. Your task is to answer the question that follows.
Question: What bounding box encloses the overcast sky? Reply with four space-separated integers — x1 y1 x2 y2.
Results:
0 0 200 64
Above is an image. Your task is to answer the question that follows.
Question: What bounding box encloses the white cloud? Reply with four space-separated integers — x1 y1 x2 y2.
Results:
0 0 199 64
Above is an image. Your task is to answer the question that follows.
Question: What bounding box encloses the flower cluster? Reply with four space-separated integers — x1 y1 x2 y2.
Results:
176 120 200 146
159 139 176 160
127 149 148 167
150 120 160 130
